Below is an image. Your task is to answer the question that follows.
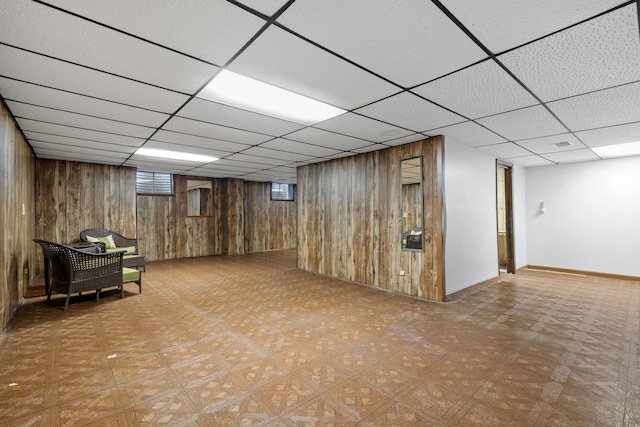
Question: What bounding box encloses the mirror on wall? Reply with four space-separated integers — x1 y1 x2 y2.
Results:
187 180 212 217
400 156 424 251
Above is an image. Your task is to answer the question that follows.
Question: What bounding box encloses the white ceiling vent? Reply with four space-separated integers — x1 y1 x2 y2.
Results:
551 141 574 148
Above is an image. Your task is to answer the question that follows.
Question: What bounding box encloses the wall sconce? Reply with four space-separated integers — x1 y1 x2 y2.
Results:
539 201 547 215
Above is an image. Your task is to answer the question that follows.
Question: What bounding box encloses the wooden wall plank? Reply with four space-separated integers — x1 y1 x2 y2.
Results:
297 136 445 301
1 101 36 331
243 181 297 253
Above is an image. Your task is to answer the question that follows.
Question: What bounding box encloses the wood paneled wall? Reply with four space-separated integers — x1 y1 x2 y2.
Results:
35 163 290 264
297 136 444 301
1 101 36 330
35 159 136 245
244 181 297 253
137 175 245 261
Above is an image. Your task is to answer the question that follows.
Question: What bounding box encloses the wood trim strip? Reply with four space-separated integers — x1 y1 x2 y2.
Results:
525 265 640 282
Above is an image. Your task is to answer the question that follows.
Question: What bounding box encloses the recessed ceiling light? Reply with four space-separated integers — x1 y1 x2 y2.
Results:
197 70 346 125
135 147 218 163
592 141 640 158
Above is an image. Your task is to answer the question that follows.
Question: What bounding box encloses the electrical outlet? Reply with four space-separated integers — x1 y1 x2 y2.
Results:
399 270 405 276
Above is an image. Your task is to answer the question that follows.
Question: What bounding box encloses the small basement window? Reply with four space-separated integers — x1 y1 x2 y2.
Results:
271 182 294 201
136 171 174 195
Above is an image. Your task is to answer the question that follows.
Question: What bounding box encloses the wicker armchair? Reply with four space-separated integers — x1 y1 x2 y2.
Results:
34 239 125 310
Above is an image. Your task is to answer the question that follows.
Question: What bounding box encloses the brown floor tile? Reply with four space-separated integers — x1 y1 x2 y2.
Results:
1 249 639 425
278 393 361 426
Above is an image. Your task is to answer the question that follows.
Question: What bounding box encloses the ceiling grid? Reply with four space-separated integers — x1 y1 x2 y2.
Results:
0 0 637 182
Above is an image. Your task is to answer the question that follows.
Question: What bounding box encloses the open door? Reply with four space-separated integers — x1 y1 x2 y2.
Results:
497 163 515 274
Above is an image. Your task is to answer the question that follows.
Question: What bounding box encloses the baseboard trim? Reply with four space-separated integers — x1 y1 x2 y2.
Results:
526 265 640 282
446 275 501 301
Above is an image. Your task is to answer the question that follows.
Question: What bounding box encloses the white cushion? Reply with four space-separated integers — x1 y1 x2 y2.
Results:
105 234 116 248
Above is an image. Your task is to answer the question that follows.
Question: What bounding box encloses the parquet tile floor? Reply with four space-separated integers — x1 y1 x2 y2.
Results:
1 249 639 426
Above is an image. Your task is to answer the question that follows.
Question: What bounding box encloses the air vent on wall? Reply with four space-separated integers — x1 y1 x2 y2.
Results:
551 141 573 148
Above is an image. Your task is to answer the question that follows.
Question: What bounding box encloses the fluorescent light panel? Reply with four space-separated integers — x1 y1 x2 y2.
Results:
198 70 346 125
135 147 218 163
592 141 640 158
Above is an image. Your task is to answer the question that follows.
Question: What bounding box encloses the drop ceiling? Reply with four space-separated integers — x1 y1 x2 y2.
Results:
1 0 638 183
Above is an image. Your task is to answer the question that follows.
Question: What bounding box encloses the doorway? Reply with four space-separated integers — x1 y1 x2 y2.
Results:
496 163 515 274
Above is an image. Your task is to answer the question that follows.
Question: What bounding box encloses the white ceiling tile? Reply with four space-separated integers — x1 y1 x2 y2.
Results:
547 82 640 132
313 113 413 143
228 26 399 110
500 4 640 101
187 167 246 178
351 144 388 154
476 105 567 141
439 0 626 53
261 139 342 157
236 1 290 17
508 155 555 167
46 0 265 66
515 134 587 154
151 130 250 153
242 146 315 162
268 166 298 174
575 122 640 148
0 77 169 128
121 159 192 173
33 148 127 165
430 121 507 148
207 159 267 172
17 118 145 147
128 154 212 168
323 152 359 160
288 160 318 168
278 0 487 87
25 132 140 152
412 60 539 119
30 142 131 159
284 127 371 151
383 134 429 147
224 153 293 167
356 92 466 133
476 142 533 159
0 45 190 113
178 98 304 137
161 117 272 145
7 101 155 139
1 2 218 93
542 149 600 163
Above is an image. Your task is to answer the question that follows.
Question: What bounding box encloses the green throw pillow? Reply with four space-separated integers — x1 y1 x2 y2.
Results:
96 237 113 249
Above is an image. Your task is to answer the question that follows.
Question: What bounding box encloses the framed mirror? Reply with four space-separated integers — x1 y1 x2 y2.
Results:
400 156 424 251
187 180 212 217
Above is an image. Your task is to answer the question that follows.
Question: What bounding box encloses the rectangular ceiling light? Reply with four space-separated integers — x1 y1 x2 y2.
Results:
135 147 218 163
197 70 346 125
592 141 640 158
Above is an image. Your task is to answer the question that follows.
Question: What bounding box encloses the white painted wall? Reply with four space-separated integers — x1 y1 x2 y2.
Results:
444 138 500 294
526 156 640 277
